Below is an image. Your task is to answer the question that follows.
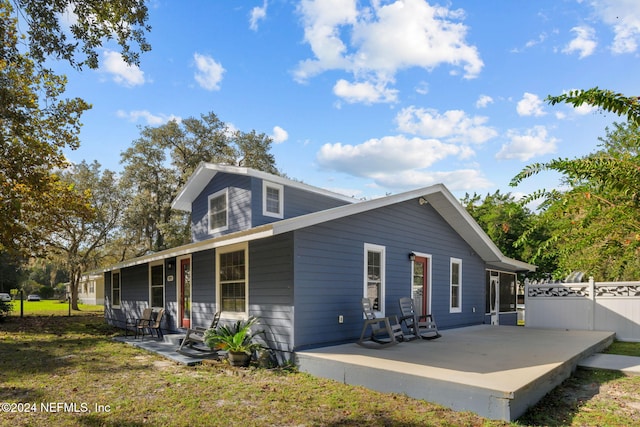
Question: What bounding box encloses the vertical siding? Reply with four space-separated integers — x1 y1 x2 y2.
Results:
248 234 295 354
191 173 252 242
292 199 487 349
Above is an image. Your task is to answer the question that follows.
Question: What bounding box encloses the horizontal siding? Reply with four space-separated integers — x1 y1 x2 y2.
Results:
104 260 179 332
293 199 486 349
104 264 149 329
191 173 251 242
251 177 353 226
249 234 295 353
190 249 216 328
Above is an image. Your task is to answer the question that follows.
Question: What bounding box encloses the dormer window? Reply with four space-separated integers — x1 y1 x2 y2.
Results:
208 188 228 233
263 181 284 219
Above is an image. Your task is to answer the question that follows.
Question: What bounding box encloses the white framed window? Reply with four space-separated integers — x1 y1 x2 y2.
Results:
216 242 249 319
263 181 284 219
450 258 462 313
111 269 121 308
149 262 165 308
208 188 229 233
364 243 386 316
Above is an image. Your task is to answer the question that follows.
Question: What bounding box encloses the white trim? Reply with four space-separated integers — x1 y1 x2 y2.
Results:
176 255 192 327
173 162 355 211
450 257 462 313
410 252 432 316
262 181 284 219
111 269 121 309
149 261 165 309
208 188 229 233
216 242 249 320
103 183 536 275
364 243 386 317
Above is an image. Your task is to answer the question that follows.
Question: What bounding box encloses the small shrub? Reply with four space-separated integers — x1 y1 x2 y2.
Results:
0 299 12 322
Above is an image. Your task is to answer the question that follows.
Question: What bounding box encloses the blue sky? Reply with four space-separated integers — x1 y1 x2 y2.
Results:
60 0 640 201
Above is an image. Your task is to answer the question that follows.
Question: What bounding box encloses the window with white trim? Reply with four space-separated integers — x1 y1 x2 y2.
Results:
150 262 164 308
364 243 386 316
263 181 284 218
208 188 228 233
111 270 121 308
450 258 462 313
217 243 248 318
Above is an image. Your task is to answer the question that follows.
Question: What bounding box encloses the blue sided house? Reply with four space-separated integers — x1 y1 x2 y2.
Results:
103 163 535 359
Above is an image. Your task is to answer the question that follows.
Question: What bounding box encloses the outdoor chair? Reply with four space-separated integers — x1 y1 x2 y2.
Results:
398 297 441 340
125 308 153 338
177 311 221 354
357 298 404 348
147 308 165 340
136 308 165 340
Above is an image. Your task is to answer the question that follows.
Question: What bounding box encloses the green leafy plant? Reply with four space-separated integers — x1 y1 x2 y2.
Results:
0 300 13 322
203 316 264 355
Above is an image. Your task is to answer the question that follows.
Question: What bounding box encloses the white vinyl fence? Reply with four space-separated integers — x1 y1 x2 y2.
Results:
525 278 640 342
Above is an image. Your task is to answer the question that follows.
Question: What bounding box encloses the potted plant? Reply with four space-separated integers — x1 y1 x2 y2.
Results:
203 316 263 367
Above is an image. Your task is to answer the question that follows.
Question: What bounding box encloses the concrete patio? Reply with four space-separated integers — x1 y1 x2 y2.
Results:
113 333 221 366
113 325 618 422
296 325 615 421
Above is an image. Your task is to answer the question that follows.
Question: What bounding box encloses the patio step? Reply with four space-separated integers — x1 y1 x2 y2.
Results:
161 333 186 346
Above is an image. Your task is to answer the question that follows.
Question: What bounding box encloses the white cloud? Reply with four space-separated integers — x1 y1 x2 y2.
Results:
516 92 546 117
395 107 497 144
102 50 145 87
193 53 225 91
415 81 429 95
333 79 398 104
116 110 181 126
315 133 493 191
525 32 548 49
563 25 597 58
295 0 483 104
370 169 493 191
475 94 494 108
317 135 462 176
574 103 598 115
249 1 268 31
588 0 640 54
496 126 558 161
271 126 288 143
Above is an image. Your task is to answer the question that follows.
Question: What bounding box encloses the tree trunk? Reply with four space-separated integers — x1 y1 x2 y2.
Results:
70 268 81 311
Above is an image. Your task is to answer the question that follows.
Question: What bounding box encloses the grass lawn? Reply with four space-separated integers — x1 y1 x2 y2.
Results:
1 313 639 426
7 299 103 316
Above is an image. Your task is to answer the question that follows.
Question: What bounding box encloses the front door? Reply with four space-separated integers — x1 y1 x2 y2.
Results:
412 256 430 317
179 257 192 328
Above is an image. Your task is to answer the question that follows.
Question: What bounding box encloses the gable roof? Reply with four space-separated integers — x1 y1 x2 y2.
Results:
269 183 535 272
105 180 535 273
172 163 357 212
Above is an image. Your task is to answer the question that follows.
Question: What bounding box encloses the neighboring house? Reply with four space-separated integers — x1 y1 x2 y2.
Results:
67 273 105 305
102 163 535 359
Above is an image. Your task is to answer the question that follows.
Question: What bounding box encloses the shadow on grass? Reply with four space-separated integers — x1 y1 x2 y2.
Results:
0 386 45 403
516 368 626 426
0 314 152 381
